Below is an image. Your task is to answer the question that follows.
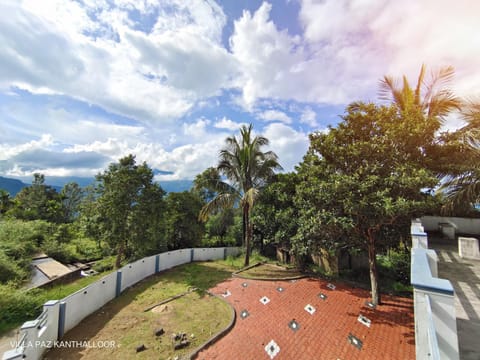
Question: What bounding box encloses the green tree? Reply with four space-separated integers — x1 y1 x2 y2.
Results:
165 191 204 249
252 173 299 252
95 155 163 268
130 183 167 257
0 190 13 216
203 208 236 246
9 174 64 222
192 167 221 203
60 182 84 222
295 103 437 305
199 124 282 266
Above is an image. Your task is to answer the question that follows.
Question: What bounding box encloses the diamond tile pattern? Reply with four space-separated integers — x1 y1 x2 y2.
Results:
265 339 280 359
198 278 415 360
260 296 271 305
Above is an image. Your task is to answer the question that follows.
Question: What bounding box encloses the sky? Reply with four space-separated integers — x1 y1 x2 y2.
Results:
1 0 480 182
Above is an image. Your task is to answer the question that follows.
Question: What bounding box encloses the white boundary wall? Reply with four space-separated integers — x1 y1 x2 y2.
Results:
120 255 157 292
63 270 117 333
193 248 225 261
158 249 192 271
2 247 240 360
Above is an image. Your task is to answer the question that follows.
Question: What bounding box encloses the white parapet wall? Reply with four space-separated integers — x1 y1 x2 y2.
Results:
158 249 192 272
120 255 157 292
411 222 459 360
421 216 480 235
3 247 240 360
63 270 117 334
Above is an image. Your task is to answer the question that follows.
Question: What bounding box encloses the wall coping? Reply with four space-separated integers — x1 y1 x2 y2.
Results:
411 248 454 296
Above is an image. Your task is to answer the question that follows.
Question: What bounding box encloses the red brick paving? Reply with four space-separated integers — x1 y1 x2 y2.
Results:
197 277 414 360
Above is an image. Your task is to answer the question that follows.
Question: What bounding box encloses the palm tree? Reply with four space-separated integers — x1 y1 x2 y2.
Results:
379 64 461 131
199 124 282 266
440 104 480 213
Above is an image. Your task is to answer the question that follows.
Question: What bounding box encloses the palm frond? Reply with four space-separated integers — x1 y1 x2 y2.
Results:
414 63 426 106
240 187 259 210
199 192 238 222
440 171 480 214
461 100 480 132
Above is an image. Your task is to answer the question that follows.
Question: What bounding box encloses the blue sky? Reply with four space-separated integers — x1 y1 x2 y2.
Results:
1 0 479 181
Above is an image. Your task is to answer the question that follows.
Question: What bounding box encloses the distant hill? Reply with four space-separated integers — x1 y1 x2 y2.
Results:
0 176 26 196
0 176 193 196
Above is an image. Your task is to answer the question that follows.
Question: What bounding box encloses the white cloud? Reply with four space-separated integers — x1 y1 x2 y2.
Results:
0 0 237 123
263 123 309 172
214 117 246 131
258 109 292 124
300 107 317 127
0 134 54 160
298 0 480 101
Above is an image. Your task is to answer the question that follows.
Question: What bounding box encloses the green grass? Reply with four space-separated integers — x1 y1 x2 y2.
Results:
220 250 272 270
236 263 303 279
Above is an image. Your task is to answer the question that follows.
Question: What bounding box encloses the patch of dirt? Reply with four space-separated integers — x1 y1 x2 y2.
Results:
151 304 174 314
43 276 231 360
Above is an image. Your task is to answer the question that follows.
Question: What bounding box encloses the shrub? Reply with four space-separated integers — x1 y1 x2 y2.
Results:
0 251 28 283
0 284 43 332
92 256 116 272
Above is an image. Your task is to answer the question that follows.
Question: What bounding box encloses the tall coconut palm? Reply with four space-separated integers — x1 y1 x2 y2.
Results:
379 64 461 131
199 124 282 266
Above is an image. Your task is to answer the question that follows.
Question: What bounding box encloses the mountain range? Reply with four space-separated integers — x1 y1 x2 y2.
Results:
0 176 193 196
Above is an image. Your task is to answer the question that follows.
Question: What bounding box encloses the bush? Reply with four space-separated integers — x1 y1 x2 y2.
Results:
377 248 411 286
0 251 28 283
92 256 116 272
72 237 103 262
43 239 77 264
0 284 43 333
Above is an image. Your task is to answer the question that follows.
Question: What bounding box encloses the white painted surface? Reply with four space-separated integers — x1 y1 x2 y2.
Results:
421 216 480 235
158 249 191 271
193 248 224 261
458 237 480 259
63 271 117 333
411 221 459 360
120 255 156 291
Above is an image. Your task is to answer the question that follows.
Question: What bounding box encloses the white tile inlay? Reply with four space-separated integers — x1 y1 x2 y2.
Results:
304 304 316 315
265 339 280 359
260 296 271 305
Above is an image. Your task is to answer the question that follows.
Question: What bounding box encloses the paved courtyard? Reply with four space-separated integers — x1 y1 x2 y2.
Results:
197 277 415 360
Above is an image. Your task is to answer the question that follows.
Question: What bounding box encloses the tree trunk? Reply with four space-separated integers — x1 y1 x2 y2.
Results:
244 205 250 267
115 241 125 269
367 231 381 305
242 211 246 247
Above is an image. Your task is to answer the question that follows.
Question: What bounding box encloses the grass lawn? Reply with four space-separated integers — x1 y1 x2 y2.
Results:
44 261 236 360
235 263 304 279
